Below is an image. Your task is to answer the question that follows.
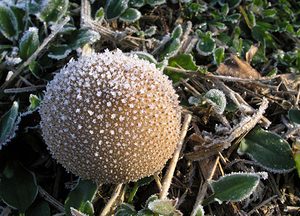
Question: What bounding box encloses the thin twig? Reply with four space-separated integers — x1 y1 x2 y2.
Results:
4 85 46 94
180 78 202 97
165 66 195 74
85 20 139 49
207 157 220 181
80 0 91 26
221 97 269 149
99 184 123 216
19 75 34 86
80 0 94 56
190 181 208 216
285 206 300 213
0 17 70 95
190 157 219 216
295 85 300 106
284 126 300 139
181 22 192 46
38 186 65 212
159 113 192 199
247 195 278 215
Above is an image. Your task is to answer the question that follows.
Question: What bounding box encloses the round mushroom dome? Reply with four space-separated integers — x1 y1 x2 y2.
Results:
39 49 181 184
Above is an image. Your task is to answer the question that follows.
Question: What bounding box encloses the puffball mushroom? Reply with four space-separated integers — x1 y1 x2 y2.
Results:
39 49 181 184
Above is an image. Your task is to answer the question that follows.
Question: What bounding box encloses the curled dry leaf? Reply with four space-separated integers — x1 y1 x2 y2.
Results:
245 45 258 63
217 55 261 79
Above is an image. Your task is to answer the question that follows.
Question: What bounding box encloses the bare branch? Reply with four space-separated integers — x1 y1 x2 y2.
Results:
99 184 123 216
160 113 192 199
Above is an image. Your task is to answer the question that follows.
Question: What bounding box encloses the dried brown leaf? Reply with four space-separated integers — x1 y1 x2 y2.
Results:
246 45 258 63
189 133 206 144
185 144 224 161
216 55 261 79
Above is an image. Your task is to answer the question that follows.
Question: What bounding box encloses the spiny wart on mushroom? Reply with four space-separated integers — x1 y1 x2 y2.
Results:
39 49 181 184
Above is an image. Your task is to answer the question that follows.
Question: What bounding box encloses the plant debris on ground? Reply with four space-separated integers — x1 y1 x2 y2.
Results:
0 0 299 215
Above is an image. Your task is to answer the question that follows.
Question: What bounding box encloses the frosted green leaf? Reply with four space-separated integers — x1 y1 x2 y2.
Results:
120 8 141 23
148 199 182 216
169 54 199 71
204 89 226 114
209 172 260 203
19 27 40 60
145 194 159 207
213 47 225 65
11 6 25 33
262 9 277 18
221 4 229 16
129 0 145 8
29 61 41 77
238 127 295 173
115 203 137 216
69 29 100 50
0 161 38 213
288 109 300 124
105 0 129 20
144 26 157 37
29 94 41 111
248 11 256 28
160 38 180 60
191 205 204 216
196 32 216 56
39 0 69 23
188 96 201 106
26 201 51 216
16 0 42 14
295 147 300 178
0 4 19 41
137 209 153 216
210 22 227 30
227 0 241 8
225 13 241 23
48 44 72 60
171 25 183 39
95 7 104 22
81 201 94 216
146 0 165 6
57 23 76 34
65 180 97 216
133 51 157 64
0 101 19 148
70 208 88 216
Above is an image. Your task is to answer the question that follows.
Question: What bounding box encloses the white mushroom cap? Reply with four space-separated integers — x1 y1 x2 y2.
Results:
39 49 181 184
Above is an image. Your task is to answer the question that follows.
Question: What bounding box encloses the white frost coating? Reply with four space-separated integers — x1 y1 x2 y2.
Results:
39 49 181 184
87 110 94 116
28 27 39 33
